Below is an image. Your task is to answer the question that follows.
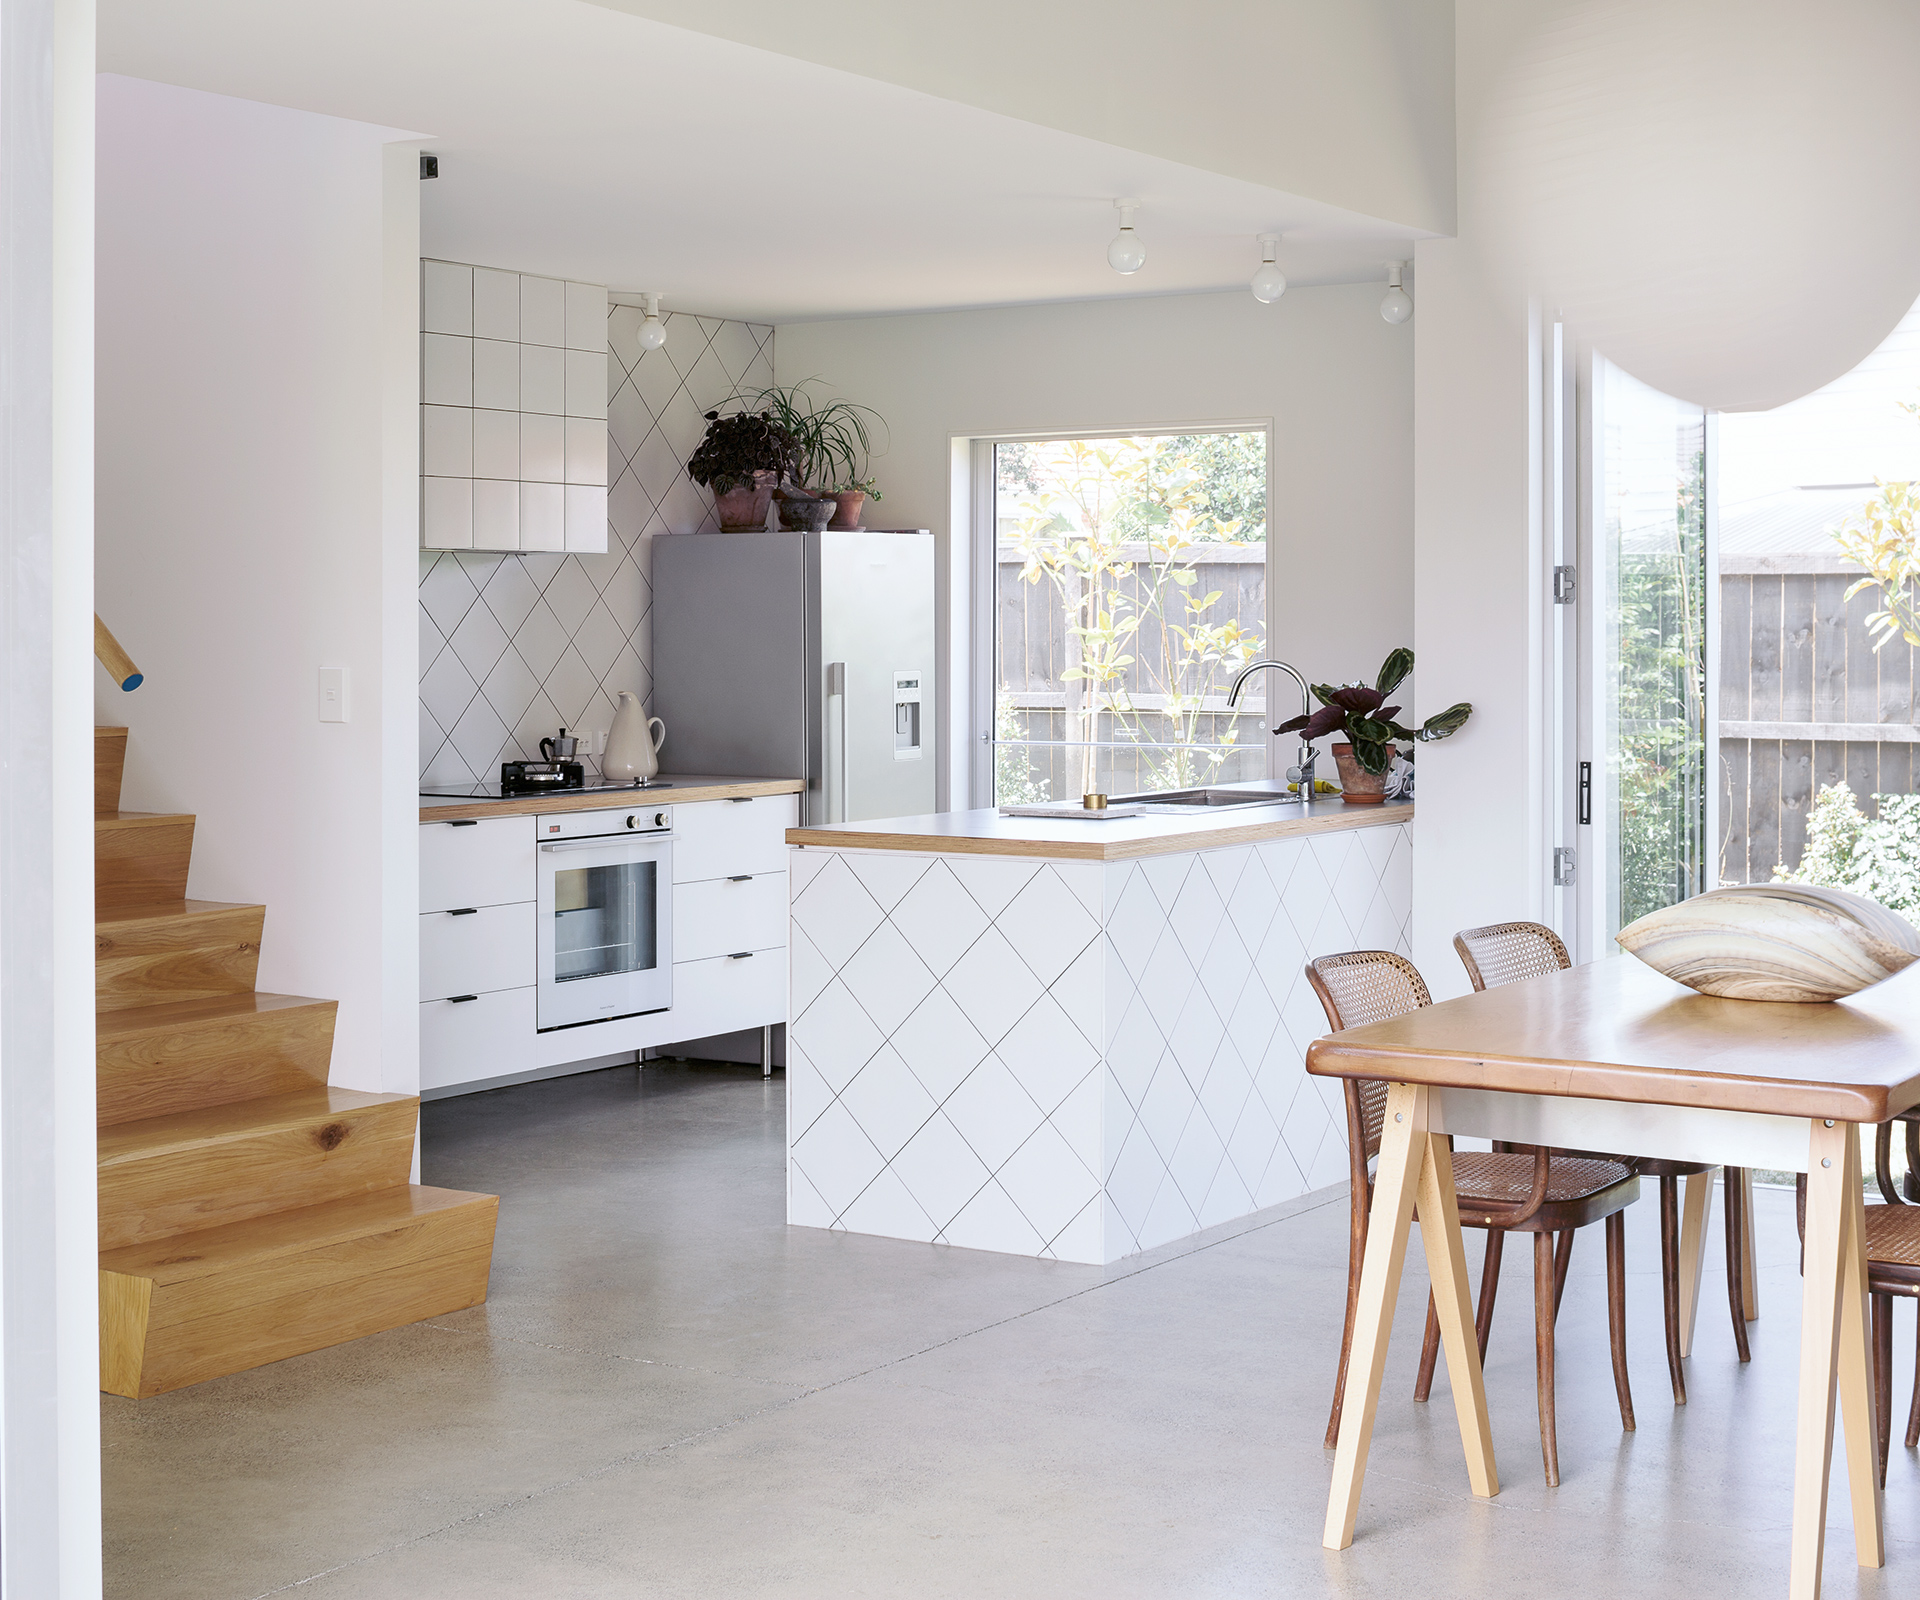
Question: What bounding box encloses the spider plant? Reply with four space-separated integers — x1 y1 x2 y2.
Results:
727 381 886 494
1275 646 1473 774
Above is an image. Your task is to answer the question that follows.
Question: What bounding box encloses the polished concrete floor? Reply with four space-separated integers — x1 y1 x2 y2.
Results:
104 1063 1917 1599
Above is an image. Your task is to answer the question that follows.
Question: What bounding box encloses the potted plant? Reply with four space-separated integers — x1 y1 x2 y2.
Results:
1275 647 1472 804
686 411 801 531
731 382 886 530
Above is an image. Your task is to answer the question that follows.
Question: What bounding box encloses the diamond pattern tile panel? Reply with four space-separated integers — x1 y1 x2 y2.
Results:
421 299 772 784
786 825 1413 1266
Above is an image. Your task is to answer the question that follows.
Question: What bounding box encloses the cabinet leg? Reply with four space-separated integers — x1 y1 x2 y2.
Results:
761 1024 774 1079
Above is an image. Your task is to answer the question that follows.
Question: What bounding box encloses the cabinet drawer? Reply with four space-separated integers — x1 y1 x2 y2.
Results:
420 986 534 1092
421 815 535 912
674 874 787 963
420 901 534 1001
670 949 785 1040
672 795 795 884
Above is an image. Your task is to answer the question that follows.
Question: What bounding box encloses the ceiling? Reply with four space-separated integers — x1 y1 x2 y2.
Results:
99 0 1438 324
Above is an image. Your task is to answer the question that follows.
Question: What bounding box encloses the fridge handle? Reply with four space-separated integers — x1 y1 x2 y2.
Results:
826 661 848 823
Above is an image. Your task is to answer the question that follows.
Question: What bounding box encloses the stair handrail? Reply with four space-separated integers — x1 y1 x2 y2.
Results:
95 614 143 691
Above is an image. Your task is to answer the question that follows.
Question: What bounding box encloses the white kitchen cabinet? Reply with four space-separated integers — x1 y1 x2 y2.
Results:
669 949 785 1044
420 902 535 1001
420 987 536 1093
421 815 536 912
417 791 793 1095
672 795 794 883
674 873 787 963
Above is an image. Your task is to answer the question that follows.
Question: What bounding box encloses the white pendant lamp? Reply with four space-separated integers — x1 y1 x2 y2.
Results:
1379 262 1412 324
637 292 667 352
1107 200 1145 275
1250 234 1286 302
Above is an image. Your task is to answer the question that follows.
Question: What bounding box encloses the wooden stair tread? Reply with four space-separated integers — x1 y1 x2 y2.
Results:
98 1086 414 1167
96 811 195 829
99 1184 496 1285
97 897 262 931
97 990 328 1039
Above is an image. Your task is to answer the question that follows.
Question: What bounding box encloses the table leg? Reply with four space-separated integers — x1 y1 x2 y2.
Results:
1790 1121 1883 1599
1835 1133 1884 1568
1324 1082 1428 1551
1414 1132 1499 1498
1676 1169 1714 1358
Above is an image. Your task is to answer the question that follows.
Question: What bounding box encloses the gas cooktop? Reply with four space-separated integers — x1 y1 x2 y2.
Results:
419 779 675 800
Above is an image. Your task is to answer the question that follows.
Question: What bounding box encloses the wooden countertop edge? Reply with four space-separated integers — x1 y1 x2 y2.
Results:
1302 1037 1913 1125
419 777 803 823
785 801 1412 861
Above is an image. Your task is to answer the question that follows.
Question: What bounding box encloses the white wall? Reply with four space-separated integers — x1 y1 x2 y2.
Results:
1410 0 1549 997
95 74 422 1094
775 283 1415 809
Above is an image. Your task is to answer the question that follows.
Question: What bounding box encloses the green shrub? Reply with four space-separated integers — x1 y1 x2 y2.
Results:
1774 783 1920 923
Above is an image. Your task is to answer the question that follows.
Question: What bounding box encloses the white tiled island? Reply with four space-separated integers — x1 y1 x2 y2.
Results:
784 790 1413 1264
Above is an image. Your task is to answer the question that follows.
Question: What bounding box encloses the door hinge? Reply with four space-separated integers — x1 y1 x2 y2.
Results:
1552 846 1577 887
1553 566 1578 604
1577 760 1592 826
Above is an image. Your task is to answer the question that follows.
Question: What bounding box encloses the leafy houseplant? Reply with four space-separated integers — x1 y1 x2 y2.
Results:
731 382 886 529
1276 647 1473 804
687 411 801 531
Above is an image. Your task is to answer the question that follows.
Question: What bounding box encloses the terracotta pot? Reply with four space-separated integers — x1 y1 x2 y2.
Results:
711 471 777 532
827 489 867 530
1329 742 1391 804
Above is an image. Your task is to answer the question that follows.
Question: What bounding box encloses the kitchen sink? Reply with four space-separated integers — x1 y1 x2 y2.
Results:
1116 786 1302 809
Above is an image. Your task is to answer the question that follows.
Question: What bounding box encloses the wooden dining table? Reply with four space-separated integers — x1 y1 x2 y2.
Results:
1304 954 1920 1600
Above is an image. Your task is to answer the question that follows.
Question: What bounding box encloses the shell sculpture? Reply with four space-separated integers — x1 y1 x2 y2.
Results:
1616 883 1920 1002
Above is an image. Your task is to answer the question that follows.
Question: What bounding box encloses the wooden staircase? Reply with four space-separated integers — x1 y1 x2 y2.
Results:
96 726 498 1397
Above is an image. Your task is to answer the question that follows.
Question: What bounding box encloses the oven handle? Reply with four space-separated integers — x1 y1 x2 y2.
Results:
539 836 669 853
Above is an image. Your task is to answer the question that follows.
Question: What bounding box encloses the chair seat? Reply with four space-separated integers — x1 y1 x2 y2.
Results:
1452 1154 1638 1232
1864 1203 1920 1291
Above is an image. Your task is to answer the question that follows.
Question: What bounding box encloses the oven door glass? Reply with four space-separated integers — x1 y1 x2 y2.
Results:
537 835 672 1029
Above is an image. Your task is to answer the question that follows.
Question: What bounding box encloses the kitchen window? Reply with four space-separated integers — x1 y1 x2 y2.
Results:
985 430 1271 803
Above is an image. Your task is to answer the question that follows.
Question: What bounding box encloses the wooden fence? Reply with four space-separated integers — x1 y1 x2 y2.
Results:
1718 556 1919 883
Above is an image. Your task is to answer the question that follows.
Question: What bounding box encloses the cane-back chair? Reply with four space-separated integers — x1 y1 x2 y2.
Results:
1307 948 1641 1487
1453 921 1756 1403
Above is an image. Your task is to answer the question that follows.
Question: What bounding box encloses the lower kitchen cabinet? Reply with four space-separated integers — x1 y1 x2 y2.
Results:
417 791 796 1095
420 987 536 1093
669 948 785 1044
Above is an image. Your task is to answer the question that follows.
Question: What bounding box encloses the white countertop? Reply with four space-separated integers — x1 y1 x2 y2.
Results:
787 789 1413 862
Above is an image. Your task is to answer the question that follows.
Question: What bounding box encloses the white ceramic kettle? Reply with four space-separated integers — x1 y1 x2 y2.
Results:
602 689 665 783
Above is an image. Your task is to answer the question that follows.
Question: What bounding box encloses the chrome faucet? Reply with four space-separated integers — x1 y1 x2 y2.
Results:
1228 658 1320 796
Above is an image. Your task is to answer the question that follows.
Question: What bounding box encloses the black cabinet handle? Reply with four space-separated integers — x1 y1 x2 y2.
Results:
727 951 754 960
447 907 479 916
448 994 479 1003
729 796 754 803
727 875 753 882
447 819 479 827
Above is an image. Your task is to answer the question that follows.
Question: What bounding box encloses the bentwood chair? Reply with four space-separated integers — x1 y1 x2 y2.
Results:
1452 922 1755 1405
1795 1115 1920 1485
1307 949 1641 1487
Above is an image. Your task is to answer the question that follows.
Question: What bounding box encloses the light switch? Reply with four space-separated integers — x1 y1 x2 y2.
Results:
319 667 349 723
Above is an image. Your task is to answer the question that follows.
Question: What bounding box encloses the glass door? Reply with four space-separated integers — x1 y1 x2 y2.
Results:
553 858 657 982
1573 356 1712 952
537 834 672 1029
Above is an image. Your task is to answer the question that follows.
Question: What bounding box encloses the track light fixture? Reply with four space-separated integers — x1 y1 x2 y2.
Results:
1380 262 1412 324
1250 234 1287 303
1107 200 1145 275
638 292 667 352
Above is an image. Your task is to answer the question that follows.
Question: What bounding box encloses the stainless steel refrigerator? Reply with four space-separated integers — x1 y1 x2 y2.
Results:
650 530 936 826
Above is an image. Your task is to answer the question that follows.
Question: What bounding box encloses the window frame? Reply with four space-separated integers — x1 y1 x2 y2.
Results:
965 419 1277 809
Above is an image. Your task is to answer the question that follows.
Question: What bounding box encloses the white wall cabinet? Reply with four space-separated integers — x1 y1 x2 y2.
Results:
418 793 796 1095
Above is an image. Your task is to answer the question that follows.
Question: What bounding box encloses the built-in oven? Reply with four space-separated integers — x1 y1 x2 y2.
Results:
535 806 673 1030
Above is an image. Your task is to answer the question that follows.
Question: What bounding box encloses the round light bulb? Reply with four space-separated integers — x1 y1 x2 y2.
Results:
638 314 667 351
1251 263 1287 303
1108 227 1145 274
1379 287 1413 324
